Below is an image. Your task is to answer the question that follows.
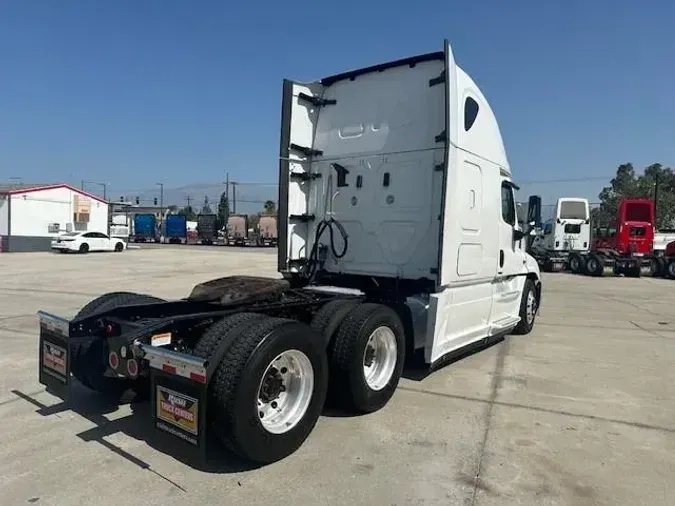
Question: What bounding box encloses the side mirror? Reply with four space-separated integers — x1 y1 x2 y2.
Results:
513 229 526 241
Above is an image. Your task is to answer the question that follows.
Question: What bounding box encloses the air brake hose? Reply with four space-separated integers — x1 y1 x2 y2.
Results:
301 218 348 281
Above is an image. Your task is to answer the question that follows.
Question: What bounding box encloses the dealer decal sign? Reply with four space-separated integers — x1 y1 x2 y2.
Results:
42 341 67 382
156 385 199 436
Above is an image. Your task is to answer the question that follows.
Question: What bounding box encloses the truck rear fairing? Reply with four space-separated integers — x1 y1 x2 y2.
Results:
277 52 446 291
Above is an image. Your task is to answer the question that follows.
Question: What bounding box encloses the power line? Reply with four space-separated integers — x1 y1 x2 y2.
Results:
518 176 611 184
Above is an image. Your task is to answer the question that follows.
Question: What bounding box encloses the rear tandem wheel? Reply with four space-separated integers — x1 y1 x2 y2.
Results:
585 253 604 277
328 303 406 414
195 313 329 464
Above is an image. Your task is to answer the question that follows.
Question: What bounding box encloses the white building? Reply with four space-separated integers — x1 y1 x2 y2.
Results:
0 184 109 252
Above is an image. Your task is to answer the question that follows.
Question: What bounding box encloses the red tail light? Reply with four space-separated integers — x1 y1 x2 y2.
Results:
127 359 139 378
109 351 119 369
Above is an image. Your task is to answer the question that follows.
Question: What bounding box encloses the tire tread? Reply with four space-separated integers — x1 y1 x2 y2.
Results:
211 316 288 453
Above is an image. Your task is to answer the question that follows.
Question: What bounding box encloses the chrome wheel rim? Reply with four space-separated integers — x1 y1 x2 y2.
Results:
526 290 537 325
257 349 314 435
363 326 397 391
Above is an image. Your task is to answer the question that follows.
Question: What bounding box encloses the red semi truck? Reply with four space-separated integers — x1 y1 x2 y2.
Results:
568 198 654 277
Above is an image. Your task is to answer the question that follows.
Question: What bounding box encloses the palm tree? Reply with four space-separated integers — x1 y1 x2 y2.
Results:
263 200 276 215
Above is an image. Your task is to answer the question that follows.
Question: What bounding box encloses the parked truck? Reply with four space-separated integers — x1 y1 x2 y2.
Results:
257 214 278 247
132 214 159 243
569 198 654 277
197 214 218 245
652 240 675 278
35 41 542 466
227 214 248 246
529 197 591 272
165 214 187 244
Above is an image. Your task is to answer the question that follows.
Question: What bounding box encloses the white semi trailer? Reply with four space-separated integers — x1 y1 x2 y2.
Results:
36 40 542 465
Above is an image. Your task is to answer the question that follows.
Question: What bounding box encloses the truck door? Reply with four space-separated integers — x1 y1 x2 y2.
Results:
490 180 526 328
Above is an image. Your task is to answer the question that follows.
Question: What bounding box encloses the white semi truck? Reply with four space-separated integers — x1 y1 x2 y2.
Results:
529 197 591 271
36 40 542 465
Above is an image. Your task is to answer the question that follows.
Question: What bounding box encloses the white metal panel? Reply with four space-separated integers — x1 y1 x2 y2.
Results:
424 284 493 363
0 197 8 235
455 68 509 170
10 187 108 237
285 82 322 266
429 42 516 363
88 195 109 234
307 59 445 279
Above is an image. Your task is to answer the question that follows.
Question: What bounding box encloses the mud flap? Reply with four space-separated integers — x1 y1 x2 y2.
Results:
145 347 209 461
37 311 72 401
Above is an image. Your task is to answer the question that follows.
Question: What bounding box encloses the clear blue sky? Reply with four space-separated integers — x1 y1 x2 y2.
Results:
1 0 673 209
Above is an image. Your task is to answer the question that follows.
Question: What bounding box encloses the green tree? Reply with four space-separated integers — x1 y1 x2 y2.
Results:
178 205 197 221
263 200 277 215
597 163 675 228
217 191 230 230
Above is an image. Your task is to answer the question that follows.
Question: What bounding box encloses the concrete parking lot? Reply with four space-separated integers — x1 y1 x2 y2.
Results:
1 248 674 506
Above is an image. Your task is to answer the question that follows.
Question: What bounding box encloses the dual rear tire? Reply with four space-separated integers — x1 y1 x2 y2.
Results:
195 301 406 464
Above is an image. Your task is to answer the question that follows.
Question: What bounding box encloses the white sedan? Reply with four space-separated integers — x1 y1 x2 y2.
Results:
51 231 127 254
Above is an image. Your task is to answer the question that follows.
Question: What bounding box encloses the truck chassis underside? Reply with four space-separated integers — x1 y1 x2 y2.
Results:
38 276 372 462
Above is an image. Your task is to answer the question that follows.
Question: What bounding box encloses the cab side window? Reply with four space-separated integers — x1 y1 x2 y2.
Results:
544 222 553 235
500 182 515 225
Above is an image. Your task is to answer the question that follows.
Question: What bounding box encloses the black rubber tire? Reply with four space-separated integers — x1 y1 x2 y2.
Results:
209 316 328 464
114 242 124 252
310 298 361 347
667 259 675 280
568 254 582 274
74 291 141 320
651 257 665 277
192 312 264 359
512 278 538 335
71 292 165 398
79 243 89 254
585 253 604 277
625 265 642 278
328 303 405 414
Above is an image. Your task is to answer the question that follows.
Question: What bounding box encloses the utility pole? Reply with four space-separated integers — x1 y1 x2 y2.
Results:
654 172 660 228
156 182 164 215
81 180 108 200
225 172 229 204
186 195 192 209
232 182 237 214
